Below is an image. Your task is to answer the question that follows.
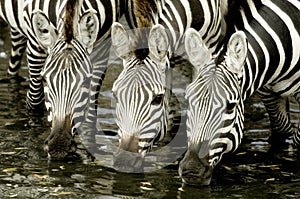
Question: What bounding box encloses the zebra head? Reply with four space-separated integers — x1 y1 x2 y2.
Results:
31 8 99 160
179 28 248 185
110 22 170 171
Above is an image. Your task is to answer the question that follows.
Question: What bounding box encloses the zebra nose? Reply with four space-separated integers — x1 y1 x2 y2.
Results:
44 124 77 160
113 149 144 173
179 151 213 186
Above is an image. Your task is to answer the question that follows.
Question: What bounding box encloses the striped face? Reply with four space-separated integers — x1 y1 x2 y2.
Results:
111 23 170 171
112 58 169 170
31 9 99 159
42 39 93 159
112 58 168 149
179 29 248 185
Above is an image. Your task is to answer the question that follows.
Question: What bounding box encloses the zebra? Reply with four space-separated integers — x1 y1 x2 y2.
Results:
179 0 300 185
34 0 123 160
110 0 230 171
0 0 123 159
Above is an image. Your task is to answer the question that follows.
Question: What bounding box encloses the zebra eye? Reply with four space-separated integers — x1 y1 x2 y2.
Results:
151 94 164 105
226 101 237 111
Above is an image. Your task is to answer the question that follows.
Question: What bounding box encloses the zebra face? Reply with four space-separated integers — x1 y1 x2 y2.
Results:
179 28 248 185
32 10 99 159
111 23 170 171
41 39 93 159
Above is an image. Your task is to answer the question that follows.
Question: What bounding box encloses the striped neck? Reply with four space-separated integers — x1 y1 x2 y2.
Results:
228 0 300 100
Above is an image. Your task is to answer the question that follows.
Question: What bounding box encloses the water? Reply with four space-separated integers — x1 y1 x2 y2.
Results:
0 24 299 198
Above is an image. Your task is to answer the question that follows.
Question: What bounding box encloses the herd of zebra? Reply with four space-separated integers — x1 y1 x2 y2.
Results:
0 0 299 186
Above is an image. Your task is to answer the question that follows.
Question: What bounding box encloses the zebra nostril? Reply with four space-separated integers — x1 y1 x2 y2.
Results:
72 128 78 136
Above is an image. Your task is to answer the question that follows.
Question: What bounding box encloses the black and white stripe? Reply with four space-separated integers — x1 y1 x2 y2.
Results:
39 0 123 159
179 0 300 185
1 0 124 159
0 0 67 111
111 0 230 170
125 0 228 53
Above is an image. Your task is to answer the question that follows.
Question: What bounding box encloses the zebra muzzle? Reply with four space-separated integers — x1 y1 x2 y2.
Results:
44 118 77 160
178 150 213 186
113 149 144 173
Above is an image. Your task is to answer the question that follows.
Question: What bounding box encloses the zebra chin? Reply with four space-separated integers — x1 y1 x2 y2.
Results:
178 150 213 186
44 116 77 160
112 135 146 173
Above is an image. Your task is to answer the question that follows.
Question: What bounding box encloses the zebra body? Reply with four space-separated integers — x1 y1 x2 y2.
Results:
111 0 229 171
179 0 300 185
1 0 123 159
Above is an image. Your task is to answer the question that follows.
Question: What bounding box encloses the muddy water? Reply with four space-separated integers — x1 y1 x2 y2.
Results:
0 24 299 198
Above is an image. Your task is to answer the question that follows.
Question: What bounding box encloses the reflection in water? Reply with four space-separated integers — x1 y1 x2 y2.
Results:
0 24 299 198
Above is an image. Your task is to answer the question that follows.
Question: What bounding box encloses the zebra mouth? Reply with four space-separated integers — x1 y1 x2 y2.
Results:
179 166 213 186
181 175 212 186
44 130 77 160
45 140 77 160
178 151 213 185
113 149 144 173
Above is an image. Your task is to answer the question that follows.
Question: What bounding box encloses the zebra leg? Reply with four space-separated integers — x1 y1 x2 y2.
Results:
78 63 107 154
292 92 300 145
257 89 295 144
85 42 110 125
25 40 47 114
7 28 27 77
85 64 107 124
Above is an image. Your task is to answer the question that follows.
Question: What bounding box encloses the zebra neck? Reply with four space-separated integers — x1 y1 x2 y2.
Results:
189 0 230 54
231 0 300 101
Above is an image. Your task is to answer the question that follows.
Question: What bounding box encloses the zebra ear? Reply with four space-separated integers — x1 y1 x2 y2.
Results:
148 24 169 61
111 22 131 59
78 9 99 54
225 31 248 75
31 10 58 51
184 28 211 72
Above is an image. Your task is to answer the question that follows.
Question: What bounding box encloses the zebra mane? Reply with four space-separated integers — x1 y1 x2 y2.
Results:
132 0 157 28
215 0 241 62
64 0 78 43
132 0 158 60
